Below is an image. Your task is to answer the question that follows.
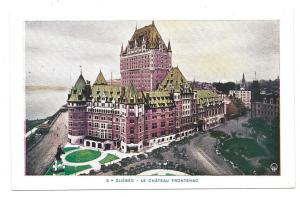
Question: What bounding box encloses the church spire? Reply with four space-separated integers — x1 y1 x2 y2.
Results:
167 40 172 52
241 73 246 90
120 44 123 56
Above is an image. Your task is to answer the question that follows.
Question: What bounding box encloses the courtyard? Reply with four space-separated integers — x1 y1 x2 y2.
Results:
45 146 121 175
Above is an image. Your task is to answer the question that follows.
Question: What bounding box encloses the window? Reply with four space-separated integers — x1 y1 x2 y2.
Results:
152 123 157 129
130 127 134 134
130 138 134 143
95 116 99 120
161 122 166 127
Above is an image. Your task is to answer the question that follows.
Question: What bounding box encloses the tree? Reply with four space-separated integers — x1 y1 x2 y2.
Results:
213 82 237 95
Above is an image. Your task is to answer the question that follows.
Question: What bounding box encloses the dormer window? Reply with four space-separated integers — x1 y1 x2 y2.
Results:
263 98 267 104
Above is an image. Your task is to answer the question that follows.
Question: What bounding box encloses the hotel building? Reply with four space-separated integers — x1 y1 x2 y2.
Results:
67 22 225 153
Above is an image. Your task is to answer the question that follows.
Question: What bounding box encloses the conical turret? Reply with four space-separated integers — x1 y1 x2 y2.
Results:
94 69 108 85
68 72 90 102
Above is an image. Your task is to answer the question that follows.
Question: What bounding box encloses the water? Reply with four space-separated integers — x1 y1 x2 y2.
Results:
26 89 69 120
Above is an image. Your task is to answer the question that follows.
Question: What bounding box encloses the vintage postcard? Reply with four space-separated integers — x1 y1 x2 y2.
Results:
9 7 295 189
25 20 280 177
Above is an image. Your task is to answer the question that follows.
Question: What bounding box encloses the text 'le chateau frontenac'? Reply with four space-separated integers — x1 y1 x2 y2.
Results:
67 21 225 153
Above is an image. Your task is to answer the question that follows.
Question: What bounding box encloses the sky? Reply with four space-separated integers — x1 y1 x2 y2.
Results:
25 20 279 87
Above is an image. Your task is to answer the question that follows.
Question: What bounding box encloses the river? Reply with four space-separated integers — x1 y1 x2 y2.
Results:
26 89 69 120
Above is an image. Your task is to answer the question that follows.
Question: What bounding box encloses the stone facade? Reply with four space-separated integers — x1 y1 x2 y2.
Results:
251 92 280 124
229 90 251 108
67 22 226 153
67 68 225 153
120 21 172 91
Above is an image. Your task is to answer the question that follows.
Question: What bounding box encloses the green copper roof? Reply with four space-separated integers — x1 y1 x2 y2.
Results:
68 74 89 102
158 67 188 92
196 90 220 105
74 74 86 90
94 70 108 85
92 84 122 102
127 22 166 50
123 83 143 104
143 91 175 108
197 90 218 99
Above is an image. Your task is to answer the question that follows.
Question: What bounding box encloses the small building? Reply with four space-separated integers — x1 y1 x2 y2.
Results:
251 91 279 124
228 73 251 109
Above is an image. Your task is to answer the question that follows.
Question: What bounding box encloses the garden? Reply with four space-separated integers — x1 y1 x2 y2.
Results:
211 116 280 175
65 149 101 163
99 153 120 165
45 160 91 175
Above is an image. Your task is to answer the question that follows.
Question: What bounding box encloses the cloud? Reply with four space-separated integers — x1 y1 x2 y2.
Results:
25 20 279 86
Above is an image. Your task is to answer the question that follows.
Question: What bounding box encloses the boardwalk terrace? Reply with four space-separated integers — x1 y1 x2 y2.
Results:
67 22 225 153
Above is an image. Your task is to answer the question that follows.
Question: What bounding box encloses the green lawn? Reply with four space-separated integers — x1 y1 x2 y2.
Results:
45 164 55 175
45 163 91 175
65 149 101 163
219 148 254 175
63 146 80 153
218 138 266 175
64 165 91 175
210 130 230 140
221 138 266 158
99 153 119 165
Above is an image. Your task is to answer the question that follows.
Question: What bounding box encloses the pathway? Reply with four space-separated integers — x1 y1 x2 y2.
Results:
26 112 68 175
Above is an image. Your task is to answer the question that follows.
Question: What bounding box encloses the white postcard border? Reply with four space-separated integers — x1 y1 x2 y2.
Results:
10 4 295 190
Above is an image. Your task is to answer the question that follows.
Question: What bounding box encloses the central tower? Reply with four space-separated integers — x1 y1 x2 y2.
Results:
120 21 172 91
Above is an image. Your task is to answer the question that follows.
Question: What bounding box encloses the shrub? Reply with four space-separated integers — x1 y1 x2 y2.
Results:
137 154 146 160
89 169 96 175
109 163 122 171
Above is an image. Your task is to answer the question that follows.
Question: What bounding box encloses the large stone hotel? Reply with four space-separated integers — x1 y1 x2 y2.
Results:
67 22 225 153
